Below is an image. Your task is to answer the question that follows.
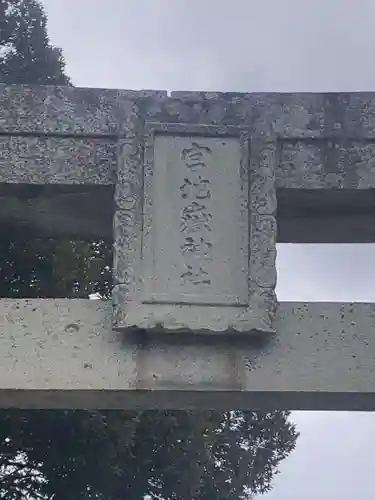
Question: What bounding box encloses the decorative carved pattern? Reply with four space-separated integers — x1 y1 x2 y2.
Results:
113 102 143 293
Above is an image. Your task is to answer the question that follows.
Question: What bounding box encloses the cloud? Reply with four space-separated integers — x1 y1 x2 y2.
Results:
266 411 375 500
277 244 375 302
43 0 375 92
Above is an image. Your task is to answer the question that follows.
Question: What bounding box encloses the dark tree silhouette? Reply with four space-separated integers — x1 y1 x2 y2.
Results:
0 410 298 500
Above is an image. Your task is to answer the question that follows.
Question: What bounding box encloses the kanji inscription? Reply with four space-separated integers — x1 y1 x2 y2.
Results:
143 134 249 306
179 143 213 286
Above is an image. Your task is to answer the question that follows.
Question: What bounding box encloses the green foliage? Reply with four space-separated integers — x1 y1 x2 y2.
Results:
0 0 70 85
0 2 299 500
0 410 298 500
0 0 103 300
0 236 112 298
0 0 109 300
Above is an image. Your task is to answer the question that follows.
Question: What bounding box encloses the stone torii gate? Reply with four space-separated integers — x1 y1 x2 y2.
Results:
1 84 375 411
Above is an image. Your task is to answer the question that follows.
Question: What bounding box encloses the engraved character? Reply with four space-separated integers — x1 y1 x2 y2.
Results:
181 142 212 171
181 263 211 285
180 175 211 200
180 235 212 257
180 201 212 233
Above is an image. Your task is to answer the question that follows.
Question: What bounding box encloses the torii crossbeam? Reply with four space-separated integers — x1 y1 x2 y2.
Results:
1 85 374 410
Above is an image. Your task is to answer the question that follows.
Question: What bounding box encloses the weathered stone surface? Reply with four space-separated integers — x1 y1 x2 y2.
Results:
0 299 137 397
114 102 143 208
2 85 375 190
277 140 326 188
277 139 375 190
272 93 327 138
336 93 375 138
1 299 375 410
0 84 165 134
2 84 375 137
2 85 375 138
249 141 277 214
113 103 143 308
275 136 375 243
143 93 253 126
113 117 277 336
337 141 375 188
0 136 116 185
170 91 252 101
249 215 277 288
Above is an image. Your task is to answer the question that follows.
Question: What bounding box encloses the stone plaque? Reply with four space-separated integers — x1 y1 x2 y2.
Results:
113 120 277 336
143 134 248 306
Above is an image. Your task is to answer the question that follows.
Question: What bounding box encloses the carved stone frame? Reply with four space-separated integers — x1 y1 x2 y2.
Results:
113 118 277 335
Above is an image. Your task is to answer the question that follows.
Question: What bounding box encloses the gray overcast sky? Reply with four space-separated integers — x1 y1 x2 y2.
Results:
41 1 375 498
